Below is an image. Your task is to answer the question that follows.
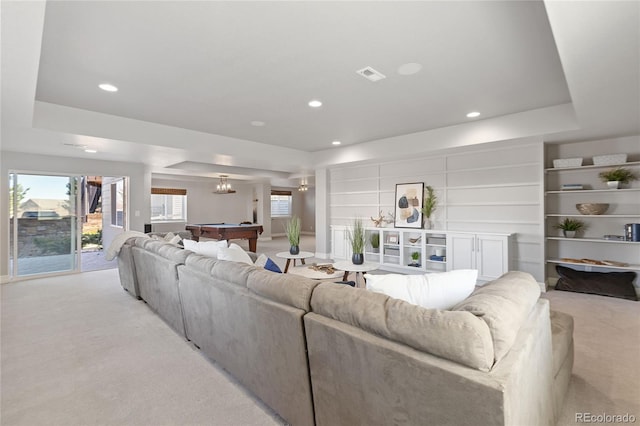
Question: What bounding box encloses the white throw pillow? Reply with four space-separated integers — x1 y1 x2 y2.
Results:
365 269 478 310
197 240 228 257
218 243 254 265
254 253 269 268
168 234 182 245
163 232 176 242
182 239 198 252
182 239 227 258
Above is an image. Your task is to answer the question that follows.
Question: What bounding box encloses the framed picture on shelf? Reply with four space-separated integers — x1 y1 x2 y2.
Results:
394 182 424 229
386 234 399 244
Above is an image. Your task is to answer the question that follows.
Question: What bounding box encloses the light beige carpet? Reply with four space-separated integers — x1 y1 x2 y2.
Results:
543 290 640 425
2 241 639 425
1 269 284 426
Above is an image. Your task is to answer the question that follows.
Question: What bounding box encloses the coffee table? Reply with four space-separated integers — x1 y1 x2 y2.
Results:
276 251 314 273
332 260 379 288
288 265 344 280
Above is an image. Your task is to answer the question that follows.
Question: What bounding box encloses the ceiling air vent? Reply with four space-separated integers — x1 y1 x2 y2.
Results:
356 66 386 82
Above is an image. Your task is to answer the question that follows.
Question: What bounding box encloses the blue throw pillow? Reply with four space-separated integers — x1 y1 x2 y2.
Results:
264 257 282 273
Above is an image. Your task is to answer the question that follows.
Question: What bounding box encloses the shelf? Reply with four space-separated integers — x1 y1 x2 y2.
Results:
425 259 446 264
546 188 640 194
545 161 640 172
547 258 640 271
425 243 446 248
546 214 640 218
546 237 640 244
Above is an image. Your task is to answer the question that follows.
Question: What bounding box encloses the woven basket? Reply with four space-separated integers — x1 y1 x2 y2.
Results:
576 203 609 215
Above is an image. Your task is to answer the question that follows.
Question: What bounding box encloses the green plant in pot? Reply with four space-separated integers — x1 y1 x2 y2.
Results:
554 217 586 238
348 218 366 265
599 167 637 189
285 215 301 254
410 251 420 267
422 185 438 229
370 232 380 253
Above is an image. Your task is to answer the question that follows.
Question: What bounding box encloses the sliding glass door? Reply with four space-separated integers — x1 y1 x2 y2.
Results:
9 173 81 277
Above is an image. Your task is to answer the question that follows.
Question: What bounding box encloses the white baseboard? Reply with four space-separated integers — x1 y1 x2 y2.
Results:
538 281 547 293
257 236 273 241
314 252 331 260
1 275 11 284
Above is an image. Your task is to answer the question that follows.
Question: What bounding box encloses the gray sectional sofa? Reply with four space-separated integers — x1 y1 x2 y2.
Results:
116 236 573 426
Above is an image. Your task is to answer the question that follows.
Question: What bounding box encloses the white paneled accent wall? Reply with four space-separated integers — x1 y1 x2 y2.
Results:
328 140 545 281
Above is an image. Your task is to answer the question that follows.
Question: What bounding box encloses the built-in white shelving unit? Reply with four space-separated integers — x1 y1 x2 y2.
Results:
544 139 640 287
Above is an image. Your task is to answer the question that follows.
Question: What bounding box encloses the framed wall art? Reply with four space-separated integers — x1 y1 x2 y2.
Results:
394 182 424 229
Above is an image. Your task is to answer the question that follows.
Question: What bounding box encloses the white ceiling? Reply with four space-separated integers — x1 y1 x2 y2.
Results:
2 1 638 186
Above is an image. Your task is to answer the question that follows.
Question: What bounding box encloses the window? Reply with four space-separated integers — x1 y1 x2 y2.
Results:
151 188 187 222
111 179 124 227
271 190 292 217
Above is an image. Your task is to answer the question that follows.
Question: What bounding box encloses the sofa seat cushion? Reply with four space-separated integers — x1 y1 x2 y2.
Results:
550 310 574 377
365 269 478 309
311 282 494 371
453 271 541 364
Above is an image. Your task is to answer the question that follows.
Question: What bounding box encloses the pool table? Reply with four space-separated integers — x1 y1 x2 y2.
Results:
185 223 264 252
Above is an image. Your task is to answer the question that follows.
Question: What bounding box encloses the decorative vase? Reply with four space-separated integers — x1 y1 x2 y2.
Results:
424 217 433 230
563 230 576 238
352 253 364 265
289 245 300 255
607 181 620 189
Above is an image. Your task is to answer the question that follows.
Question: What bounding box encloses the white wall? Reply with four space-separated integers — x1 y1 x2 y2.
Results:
321 138 546 281
150 177 254 234
1 151 150 277
301 187 316 234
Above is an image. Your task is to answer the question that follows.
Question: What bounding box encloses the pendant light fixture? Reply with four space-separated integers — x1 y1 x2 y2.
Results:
214 175 236 194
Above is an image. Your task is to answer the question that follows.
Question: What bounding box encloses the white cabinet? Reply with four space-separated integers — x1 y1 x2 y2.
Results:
330 226 350 260
332 226 448 274
446 233 512 283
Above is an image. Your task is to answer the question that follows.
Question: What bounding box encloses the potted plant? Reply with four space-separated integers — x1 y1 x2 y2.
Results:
370 232 380 253
422 185 438 229
409 251 420 267
554 217 586 238
348 218 366 264
599 167 637 189
285 216 301 254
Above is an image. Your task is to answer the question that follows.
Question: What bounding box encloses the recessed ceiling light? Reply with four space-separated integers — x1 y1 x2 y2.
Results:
397 63 423 75
99 83 118 92
308 100 322 108
332 140 341 145
84 149 97 153
466 111 481 118
250 121 266 127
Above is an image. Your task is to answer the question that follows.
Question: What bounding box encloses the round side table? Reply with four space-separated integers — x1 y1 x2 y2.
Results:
332 260 379 288
276 251 314 273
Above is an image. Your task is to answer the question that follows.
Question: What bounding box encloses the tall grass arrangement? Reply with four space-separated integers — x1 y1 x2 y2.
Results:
285 216 301 247
348 218 366 255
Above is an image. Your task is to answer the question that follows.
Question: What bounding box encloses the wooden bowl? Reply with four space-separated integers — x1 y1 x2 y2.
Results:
575 203 609 215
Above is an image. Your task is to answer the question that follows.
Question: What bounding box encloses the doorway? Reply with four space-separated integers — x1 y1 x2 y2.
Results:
9 172 80 277
8 172 127 278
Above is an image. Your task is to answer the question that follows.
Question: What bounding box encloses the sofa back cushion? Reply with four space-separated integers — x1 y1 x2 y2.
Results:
210 260 256 288
184 253 218 275
311 282 494 371
453 271 541 364
247 269 319 311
